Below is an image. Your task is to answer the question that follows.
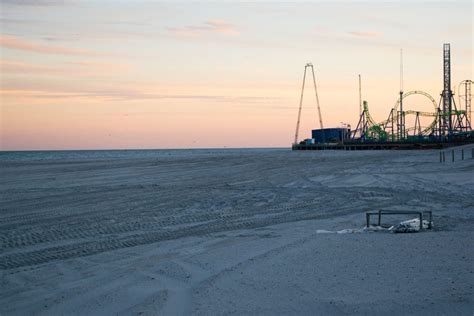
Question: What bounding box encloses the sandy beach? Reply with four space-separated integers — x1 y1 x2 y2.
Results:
1 147 473 315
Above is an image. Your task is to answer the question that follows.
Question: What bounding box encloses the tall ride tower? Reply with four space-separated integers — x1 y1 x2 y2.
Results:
440 43 453 138
398 49 405 140
293 63 324 145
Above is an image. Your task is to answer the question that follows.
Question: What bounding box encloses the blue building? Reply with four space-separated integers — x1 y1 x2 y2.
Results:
312 128 351 143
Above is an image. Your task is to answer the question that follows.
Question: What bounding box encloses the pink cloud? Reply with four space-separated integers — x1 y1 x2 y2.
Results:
0 58 131 78
205 20 240 36
167 20 239 38
0 82 280 103
313 27 334 36
1 0 75 5
347 31 382 38
0 35 98 56
0 59 65 74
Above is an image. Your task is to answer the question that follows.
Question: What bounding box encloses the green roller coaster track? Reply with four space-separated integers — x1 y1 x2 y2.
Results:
360 90 468 140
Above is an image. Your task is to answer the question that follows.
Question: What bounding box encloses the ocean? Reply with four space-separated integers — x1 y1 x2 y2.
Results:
0 148 287 161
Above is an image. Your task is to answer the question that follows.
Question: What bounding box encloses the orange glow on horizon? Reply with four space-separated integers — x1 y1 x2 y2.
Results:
1 2 472 150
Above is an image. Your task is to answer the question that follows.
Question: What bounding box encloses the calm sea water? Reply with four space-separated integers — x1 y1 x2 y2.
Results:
0 148 287 161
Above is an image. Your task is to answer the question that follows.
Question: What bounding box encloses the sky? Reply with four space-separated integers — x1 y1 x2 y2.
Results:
0 0 472 150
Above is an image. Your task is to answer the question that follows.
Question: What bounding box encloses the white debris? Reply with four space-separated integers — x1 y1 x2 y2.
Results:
363 225 388 232
316 229 364 234
389 218 432 233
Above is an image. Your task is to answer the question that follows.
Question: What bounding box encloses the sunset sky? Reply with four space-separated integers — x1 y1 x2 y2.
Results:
1 0 472 150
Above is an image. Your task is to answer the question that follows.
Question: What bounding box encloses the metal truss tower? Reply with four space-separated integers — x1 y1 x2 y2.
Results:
440 43 453 138
459 80 472 129
294 63 324 144
465 81 472 127
398 49 405 140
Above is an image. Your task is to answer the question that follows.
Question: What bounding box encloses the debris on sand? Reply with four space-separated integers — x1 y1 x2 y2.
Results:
388 218 433 233
316 229 364 234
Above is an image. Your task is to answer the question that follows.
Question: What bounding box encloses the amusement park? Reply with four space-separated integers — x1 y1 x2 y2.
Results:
293 43 473 150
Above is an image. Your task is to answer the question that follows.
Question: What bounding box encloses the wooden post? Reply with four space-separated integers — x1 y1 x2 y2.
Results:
440 152 442 162
462 149 464 160
452 150 454 162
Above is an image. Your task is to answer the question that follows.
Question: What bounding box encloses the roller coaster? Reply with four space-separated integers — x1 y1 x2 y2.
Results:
351 44 472 143
292 43 473 150
350 89 471 142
